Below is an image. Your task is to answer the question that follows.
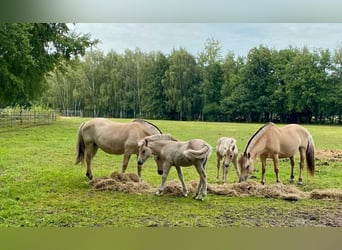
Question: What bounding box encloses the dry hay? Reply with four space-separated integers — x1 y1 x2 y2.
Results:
310 189 342 200
207 181 308 201
90 172 151 194
90 172 342 201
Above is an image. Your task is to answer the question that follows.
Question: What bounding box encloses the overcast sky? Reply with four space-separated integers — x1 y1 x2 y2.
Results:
71 23 342 57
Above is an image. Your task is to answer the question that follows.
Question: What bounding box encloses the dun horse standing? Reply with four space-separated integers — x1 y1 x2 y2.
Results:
215 137 239 183
238 122 315 185
138 134 212 200
75 118 162 179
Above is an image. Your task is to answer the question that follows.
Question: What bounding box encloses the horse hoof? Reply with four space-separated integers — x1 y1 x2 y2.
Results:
261 181 265 185
297 181 303 186
155 190 163 196
288 179 294 184
86 173 93 180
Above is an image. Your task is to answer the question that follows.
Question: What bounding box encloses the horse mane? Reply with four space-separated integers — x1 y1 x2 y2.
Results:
244 122 274 153
132 119 162 134
145 134 178 142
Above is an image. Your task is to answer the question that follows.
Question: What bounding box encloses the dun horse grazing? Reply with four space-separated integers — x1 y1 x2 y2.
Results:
137 134 212 200
75 118 162 180
215 137 239 183
238 122 315 185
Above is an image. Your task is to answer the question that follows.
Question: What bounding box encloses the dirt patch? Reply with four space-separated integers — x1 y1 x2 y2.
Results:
90 172 342 201
316 149 342 163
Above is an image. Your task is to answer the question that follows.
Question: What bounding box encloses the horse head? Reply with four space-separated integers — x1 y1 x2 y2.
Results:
238 151 254 182
222 145 235 168
137 139 153 165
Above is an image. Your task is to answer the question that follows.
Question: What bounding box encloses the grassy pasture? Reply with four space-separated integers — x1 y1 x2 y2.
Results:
0 118 342 227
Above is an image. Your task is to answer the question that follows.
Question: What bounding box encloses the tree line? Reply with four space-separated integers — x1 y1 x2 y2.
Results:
1 24 342 123
43 40 342 123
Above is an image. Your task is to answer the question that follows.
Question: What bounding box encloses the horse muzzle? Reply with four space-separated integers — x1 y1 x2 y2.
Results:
224 162 230 168
157 169 163 175
137 159 144 165
239 176 247 183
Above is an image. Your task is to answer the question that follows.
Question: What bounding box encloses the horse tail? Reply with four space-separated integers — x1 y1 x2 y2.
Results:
184 144 212 159
75 122 86 165
306 132 315 176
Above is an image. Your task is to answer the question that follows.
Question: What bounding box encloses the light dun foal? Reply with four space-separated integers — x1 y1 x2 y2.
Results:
216 137 239 183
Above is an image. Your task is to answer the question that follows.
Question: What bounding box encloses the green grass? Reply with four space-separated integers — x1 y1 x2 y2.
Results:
0 118 342 227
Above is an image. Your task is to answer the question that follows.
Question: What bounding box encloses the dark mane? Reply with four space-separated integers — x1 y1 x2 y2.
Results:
132 119 162 134
244 122 273 153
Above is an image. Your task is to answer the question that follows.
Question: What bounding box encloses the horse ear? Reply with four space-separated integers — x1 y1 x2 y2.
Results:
247 152 251 159
243 151 247 157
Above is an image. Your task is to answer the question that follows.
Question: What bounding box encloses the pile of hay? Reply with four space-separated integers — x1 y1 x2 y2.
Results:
310 189 342 200
90 172 151 194
90 172 342 201
207 181 308 201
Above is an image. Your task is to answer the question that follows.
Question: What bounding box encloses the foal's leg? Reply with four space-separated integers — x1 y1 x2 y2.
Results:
223 163 229 183
288 156 295 183
298 148 305 185
193 162 207 200
175 166 188 196
156 163 171 195
216 154 221 183
233 156 240 180
272 154 281 183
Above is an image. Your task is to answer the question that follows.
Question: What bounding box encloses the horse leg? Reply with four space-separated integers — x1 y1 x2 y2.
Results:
194 162 207 200
260 157 267 185
272 154 281 183
298 148 305 185
85 144 98 180
288 156 295 184
223 164 228 184
175 166 188 197
121 153 131 174
156 163 171 196
216 155 221 183
233 156 240 180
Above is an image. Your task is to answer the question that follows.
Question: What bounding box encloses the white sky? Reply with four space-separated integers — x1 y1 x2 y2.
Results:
70 23 342 57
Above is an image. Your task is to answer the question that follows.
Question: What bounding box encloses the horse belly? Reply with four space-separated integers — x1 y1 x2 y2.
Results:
95 136 126 155
278 144 298 158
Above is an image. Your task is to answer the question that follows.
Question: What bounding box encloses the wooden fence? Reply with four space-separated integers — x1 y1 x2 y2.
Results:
0 109 58 128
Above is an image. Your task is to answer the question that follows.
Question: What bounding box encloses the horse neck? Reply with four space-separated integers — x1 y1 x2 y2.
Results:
247 138 266 160
245 124 273 159
148 140 170 154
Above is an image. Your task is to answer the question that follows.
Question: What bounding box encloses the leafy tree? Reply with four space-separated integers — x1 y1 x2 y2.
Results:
198 38 224 121
198 38 223 67
220 53 243 121
283 47 329 123
0 23 95 106
82 50 105 117
141 51 169 119
163 48 200 120
236 46 275 122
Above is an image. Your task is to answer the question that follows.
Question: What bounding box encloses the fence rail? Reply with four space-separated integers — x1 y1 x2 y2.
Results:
0 109 58 128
